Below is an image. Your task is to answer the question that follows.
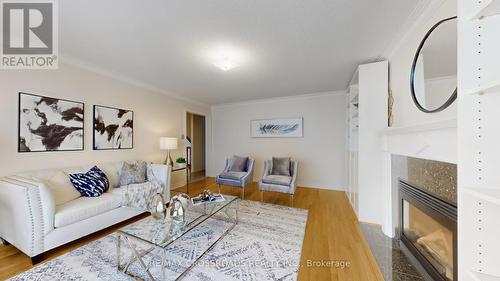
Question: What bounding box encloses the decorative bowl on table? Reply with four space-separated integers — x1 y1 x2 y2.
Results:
191 190 225 206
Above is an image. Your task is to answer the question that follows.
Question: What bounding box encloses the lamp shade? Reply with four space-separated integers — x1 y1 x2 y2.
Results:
183 138 192 148
160 137 178 150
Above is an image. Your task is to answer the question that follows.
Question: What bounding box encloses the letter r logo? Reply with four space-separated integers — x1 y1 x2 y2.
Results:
2 2 53 54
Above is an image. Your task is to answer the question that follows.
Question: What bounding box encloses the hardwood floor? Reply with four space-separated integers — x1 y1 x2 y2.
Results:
0 178 384 281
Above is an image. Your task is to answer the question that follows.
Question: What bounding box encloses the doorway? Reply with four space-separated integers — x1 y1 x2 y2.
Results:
185 112 206 183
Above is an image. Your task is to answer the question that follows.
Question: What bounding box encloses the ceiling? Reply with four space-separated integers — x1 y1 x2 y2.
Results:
59 0 421 105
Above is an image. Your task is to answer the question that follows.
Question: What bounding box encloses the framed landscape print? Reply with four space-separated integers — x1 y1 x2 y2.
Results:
93 105 133 150
18 92 84 152
251 117 303 138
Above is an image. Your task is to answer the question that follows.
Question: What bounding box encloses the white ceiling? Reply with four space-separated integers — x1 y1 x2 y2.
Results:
60 0 421 105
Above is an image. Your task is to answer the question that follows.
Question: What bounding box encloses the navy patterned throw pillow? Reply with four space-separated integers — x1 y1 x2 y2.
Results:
69 166 109 197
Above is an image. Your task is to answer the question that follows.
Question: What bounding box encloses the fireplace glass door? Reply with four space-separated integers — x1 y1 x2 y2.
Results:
402 200 454 281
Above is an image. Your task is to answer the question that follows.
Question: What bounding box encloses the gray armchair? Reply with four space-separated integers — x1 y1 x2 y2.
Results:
216 156 255 199
259 158 298 206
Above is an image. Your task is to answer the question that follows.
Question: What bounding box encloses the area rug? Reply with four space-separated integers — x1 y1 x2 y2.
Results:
10 200 308 281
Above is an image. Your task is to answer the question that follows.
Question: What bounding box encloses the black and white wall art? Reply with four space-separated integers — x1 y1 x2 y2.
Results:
93 105 133 150
251 117 303 138
18 92 84 152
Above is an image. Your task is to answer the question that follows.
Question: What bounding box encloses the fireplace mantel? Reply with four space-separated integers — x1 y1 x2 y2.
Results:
380 118 457 238
381 118 457 164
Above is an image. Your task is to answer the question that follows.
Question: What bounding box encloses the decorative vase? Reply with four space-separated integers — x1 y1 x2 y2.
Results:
169 193 190 224
151 193 166 220
388 89 394 127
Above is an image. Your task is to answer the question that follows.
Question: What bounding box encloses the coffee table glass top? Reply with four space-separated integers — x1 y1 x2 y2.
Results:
118 195 238 248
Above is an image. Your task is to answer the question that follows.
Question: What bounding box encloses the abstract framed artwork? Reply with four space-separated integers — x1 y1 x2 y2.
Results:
18 92 84 152
93 105 133 150
251 117 303 138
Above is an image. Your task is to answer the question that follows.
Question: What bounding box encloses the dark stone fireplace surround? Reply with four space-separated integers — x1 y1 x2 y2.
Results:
392 156 458 281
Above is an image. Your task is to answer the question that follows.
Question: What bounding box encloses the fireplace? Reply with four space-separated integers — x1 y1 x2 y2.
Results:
399 179 457 281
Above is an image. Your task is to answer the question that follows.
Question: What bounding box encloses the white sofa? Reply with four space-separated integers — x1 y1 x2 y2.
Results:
0 161 171 263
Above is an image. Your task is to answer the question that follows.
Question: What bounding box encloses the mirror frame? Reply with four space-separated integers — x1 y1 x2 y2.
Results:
410 16 458 113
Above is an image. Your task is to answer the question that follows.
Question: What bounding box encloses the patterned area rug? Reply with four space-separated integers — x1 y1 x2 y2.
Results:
10 200 308 281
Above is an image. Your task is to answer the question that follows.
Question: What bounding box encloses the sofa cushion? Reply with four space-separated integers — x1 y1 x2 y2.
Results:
262 175 292 186
272 157 291 176
54 193 122 228
219 171 246 181
119 161 147 186
99 162 123 189
46 170 81 206
228 156 248 172
69 166 109 197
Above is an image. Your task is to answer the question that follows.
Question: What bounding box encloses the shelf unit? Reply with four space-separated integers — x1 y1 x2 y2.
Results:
463 187 500 205
469 0 500 20
459 0 500 279
347 83 359 153
465 79 500 95
346 76 359 216
345 61 388 224
469 271 500 281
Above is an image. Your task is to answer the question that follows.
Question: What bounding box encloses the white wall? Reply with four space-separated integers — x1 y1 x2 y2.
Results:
0 63 210 188
388 0 457 127
210 92 347 190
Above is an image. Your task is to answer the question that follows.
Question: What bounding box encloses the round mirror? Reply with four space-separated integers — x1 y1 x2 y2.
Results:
410 16 457 113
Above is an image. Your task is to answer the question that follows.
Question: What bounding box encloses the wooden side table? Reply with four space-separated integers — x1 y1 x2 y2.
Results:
172 164 191 194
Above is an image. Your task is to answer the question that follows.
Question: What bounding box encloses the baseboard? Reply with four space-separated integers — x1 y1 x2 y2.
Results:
358 221 382 227
296 185 346 192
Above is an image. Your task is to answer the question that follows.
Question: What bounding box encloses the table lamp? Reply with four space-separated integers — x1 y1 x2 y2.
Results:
160 137 178 166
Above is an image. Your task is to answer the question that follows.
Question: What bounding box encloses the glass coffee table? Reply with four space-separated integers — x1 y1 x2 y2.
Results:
116 195 239 281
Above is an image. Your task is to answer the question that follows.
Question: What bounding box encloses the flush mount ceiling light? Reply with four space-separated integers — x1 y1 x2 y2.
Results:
213 57 238 71
201 43 250 72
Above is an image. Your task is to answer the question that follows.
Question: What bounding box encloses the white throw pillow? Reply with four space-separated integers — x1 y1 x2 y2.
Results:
99 162 122 189
46 171 81 206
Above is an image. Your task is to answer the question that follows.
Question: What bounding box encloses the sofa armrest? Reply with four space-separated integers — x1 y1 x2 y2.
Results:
147 164 171 202
223 158 231 173
216 158 231 180
262 160 272 178
242 159 255 186
0 177 54 257
290 160 299 194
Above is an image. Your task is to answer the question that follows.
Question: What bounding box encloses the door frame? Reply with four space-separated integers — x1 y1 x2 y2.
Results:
183 109 208 174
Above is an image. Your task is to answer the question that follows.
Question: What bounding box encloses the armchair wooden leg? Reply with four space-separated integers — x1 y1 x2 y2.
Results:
241 188 245 200
260 190 264 202
218 184 221 195
289 194 294 207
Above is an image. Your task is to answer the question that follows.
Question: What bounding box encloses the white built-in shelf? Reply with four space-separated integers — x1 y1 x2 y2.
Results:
465 79 500 95
469 0 500 20
469 271 500 281
463 187 500 205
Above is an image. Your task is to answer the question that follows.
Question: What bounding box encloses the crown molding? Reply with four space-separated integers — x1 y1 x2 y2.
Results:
211 90 346 109
379 0 446 60
59 54 210 108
